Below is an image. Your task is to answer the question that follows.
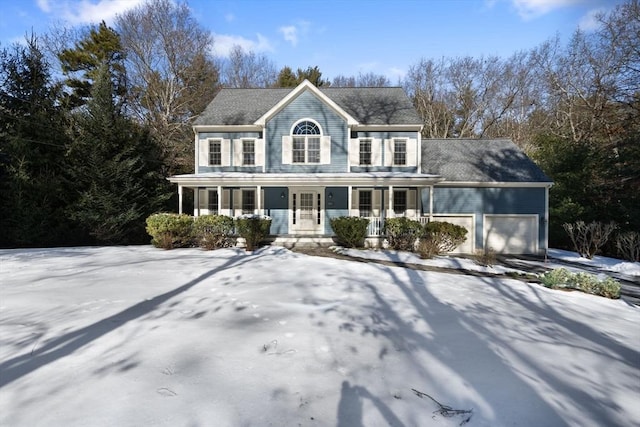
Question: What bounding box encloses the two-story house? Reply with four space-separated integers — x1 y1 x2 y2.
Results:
168 80 552 254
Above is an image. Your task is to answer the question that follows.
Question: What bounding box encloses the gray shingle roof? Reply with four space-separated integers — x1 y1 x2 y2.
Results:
194 86 421 126
421 139 552 183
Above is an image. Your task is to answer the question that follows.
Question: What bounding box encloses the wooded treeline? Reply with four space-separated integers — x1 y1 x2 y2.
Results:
0 0 637 251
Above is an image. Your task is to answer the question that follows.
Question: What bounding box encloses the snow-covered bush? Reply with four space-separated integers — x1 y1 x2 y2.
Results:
540 268 620 299
145 213 194 249
616 231 640 262
418 221 468 258
563 221 617 259
330 216 369 248
384 217 423 251
236 215 271 251
193 215 236 250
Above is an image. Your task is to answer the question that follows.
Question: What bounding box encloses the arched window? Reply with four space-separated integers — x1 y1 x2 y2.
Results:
292 120 321 163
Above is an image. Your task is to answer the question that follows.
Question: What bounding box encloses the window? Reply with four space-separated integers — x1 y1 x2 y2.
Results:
393 139 406 166
208 190 218 212
393 190 407 215
242 190 255 214
359 190 372 217
359 139 372 165
242 139 255 165
209 140 222 166
292 120 321 164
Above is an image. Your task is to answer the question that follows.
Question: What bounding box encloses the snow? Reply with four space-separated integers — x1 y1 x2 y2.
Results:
548 248 640 277
1 245 639 427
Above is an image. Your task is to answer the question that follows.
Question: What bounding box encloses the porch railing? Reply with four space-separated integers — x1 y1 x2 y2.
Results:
362 216 430 237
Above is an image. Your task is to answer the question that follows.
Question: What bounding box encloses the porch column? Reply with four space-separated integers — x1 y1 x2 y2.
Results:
348 185 353 216
194 187 200 217
217 185 222 215
388 186 394 218
177 185 183 214
256 185 262 215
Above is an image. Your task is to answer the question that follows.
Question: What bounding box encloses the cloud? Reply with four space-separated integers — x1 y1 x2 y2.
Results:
36 0 145 25
212 33 274 57
36 0 52 13
278 20 311 47
511 0 581 20
578 7 606 31
279 25 298 46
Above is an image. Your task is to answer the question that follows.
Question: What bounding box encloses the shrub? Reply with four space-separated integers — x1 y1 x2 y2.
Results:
145 213 193 249
330 216 369 248
418 221 468 258
193 215 236 250
616 231 640 262
384 217 423 251
236 215 272 251
474 247 497 267
540 268 620 299
563 221 617 259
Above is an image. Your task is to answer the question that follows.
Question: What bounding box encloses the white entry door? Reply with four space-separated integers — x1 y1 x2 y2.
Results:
291 190 323 234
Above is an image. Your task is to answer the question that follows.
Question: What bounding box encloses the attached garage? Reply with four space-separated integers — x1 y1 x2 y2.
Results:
484 215 538 254
433 215 474 254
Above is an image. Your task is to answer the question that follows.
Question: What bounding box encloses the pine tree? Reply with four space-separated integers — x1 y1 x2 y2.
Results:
66 61 170 244
0 36 71 247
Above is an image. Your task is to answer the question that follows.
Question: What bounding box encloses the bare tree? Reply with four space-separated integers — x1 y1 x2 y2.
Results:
332 72 391 87
116 0 219 175
221 45 277 88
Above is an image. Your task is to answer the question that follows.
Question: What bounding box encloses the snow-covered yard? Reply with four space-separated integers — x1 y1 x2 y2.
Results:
1 245 639 427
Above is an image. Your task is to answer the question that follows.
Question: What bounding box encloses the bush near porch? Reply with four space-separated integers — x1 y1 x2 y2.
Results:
330 217 370 248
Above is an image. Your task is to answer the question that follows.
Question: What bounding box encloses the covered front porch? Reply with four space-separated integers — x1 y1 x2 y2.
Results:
167 172 443 237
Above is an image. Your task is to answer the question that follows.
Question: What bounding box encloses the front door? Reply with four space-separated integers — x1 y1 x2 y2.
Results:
291 189 323 234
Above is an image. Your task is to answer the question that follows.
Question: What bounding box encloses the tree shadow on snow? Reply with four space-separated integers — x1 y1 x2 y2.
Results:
0 252 257 389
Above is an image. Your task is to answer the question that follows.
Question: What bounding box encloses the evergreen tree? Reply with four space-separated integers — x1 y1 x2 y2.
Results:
0 36 71 247
275 65 329 87
66 61 170 244
58 21 126 108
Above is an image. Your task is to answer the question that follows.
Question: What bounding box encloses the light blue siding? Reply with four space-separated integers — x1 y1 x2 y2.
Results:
324 187 348 234
266 90 348 173
422 186 547 251
264 187 288 234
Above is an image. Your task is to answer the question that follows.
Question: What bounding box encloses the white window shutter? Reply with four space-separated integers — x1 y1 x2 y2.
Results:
407 138 417 166
232 139 242 166
407 189 417 217
349 139 360 166
198 189 207 214
372 190 381 217
255 139 265 167
198 139 208 167
384 139 393 166
282 136 292 165
222 189 231 215
233 189 241 216
372 138 382 166
351 189 359 215
220 139 231 166
320 136 331 164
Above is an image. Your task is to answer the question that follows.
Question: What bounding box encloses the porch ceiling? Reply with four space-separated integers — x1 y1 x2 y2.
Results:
168 172 443 188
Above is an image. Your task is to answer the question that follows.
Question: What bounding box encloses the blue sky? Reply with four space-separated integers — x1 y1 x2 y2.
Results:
0 0 625 81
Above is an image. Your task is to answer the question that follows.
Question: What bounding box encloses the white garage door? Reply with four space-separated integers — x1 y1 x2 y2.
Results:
484 215 538 254
433 215 474 254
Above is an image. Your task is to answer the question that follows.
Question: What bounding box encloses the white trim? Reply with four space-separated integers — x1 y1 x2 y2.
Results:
255 80 358 126
435 182 553 188
352 124 422 132
169 172 443 187
194 125 262 132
